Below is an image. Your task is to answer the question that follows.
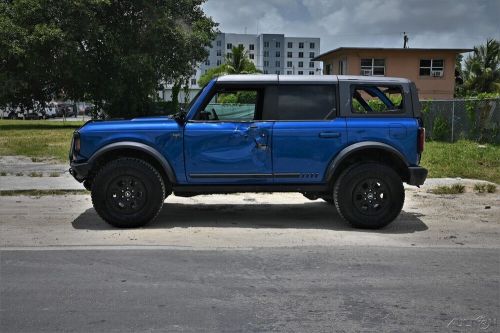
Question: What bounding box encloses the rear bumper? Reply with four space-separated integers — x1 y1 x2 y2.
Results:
69 161 91 182
407 166 428 186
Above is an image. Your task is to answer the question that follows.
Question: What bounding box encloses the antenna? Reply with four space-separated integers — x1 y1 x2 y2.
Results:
403 32 409 48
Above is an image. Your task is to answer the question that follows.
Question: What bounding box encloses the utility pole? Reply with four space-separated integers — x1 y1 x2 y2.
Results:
403 32 409 48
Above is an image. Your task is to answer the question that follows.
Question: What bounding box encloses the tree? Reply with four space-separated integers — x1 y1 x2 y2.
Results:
0 0 217 118
462 39 500 95
198 45 260 87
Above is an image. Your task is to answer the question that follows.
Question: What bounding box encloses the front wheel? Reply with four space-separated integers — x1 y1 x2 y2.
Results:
333 163 404 229
91 158 166 228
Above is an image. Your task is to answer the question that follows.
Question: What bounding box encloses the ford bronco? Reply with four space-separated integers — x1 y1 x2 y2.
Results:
69 75 427 229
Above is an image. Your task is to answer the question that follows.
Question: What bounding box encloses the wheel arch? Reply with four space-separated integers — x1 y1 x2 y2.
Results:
87 141 176 186
325 141 410 185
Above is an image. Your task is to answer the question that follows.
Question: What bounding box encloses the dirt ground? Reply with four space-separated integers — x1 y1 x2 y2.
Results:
1 185 498 249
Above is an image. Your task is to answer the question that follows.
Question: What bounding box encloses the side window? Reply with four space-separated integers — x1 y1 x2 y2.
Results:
263 85 336 121
197 89 258 121
351 85 404 114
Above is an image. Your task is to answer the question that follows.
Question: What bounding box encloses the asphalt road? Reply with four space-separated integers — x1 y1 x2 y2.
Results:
1 247 499 333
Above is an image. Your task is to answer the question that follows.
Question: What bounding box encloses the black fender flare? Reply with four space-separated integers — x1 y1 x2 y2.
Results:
325 141 409 182
88 141 177 183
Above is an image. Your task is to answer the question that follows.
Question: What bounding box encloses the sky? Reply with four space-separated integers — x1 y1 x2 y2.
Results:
203 0 500 54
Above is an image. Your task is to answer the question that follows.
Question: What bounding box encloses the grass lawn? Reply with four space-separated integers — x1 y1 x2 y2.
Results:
0 120 499 183
421 140 500 184
0 120 84 162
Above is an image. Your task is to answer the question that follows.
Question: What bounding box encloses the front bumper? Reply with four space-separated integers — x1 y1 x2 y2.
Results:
407 166 428 186
69 161 91 182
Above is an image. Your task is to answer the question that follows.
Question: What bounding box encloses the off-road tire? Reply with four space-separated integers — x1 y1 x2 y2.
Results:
91 157 166 228
333 163 404 229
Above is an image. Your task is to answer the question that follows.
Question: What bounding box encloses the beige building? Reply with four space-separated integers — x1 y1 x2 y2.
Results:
313 47 472 100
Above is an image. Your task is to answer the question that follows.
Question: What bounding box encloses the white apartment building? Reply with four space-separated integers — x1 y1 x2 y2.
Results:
160 32 321 102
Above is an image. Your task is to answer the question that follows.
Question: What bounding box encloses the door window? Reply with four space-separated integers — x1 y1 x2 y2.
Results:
196 89 259 121
262 85 336 120
351 85 404 114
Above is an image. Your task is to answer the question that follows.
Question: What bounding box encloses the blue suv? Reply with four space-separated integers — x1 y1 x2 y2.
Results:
69 75 427 229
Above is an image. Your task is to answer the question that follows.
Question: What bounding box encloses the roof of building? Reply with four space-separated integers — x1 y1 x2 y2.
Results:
312 47 474 61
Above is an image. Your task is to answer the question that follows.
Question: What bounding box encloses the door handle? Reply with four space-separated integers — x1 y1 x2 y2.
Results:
319 132 341 138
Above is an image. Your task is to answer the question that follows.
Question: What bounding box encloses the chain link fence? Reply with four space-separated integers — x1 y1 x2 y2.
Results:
421 98 500 143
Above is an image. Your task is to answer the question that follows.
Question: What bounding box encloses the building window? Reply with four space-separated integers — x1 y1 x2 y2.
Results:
298 61 303 68
420 59 444 77
275 61 280 67
276 41 281 48
299 42 304 49
339 60 346 75
287 70 293 75
298 52 304 58
287 52 292 58
216 49 222 56
264 70 268 74
249 53 254 60
263 50 269 57
287 42 293 48
264 60 269 67
287 61 293 68
276 51 281 57
249 44 254 50
217 59 222 66
216 40 221 47
309 52 315 58
238 43 243 48
205 59 210 66
227 43 232 50
360 58 385 76
276 70 281 74
309 71 315 75
298 71 303 75
310 42 315 49
264 41 269 48
309 62 314 68
325 64 332 75
191 79 197 85
227 53 232 59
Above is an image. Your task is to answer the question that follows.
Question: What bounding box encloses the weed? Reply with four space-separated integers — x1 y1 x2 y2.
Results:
431 184 465 195
28 172 44 177
0 171 7 176
49 172 60 177
15 172 23 176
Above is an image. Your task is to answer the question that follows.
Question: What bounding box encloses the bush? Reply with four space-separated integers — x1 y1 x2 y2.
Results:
432 115 451 141
431 184 465 194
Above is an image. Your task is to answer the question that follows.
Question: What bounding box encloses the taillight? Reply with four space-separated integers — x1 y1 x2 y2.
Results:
417 127 425 153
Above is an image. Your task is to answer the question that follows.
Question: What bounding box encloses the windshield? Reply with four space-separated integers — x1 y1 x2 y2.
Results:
185 82 211 112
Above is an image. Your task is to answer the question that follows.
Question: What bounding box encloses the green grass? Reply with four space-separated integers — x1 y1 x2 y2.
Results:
0 120 84 162
431 184 466 195
0 189 88 196
421 140 500 184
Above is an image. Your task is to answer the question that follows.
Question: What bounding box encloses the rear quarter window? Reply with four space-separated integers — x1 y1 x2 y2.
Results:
351 85 404 114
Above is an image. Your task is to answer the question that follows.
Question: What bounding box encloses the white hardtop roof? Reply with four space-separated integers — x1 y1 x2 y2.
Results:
216 74 410 84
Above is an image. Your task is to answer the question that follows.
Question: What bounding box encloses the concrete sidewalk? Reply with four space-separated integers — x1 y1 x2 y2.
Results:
0 174 85 191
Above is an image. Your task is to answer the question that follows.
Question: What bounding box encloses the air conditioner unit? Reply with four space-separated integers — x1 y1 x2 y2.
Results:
431 70 443 77
361 69 373 76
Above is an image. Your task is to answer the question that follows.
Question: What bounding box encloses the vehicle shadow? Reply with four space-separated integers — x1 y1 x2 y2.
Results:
72 201 428 234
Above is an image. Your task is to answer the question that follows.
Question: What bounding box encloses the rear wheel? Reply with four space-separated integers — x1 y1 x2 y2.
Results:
91 158 166 228
333 163 404 229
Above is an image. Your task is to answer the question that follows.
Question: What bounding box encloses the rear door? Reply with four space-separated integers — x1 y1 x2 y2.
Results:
184 85 274 184
264 84 347 183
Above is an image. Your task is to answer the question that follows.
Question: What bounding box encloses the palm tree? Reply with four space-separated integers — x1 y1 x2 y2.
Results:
198 45 260 86
463 39 500 94
224 45 257 74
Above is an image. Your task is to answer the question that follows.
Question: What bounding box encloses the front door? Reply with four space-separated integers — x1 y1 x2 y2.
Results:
184 87 273 184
